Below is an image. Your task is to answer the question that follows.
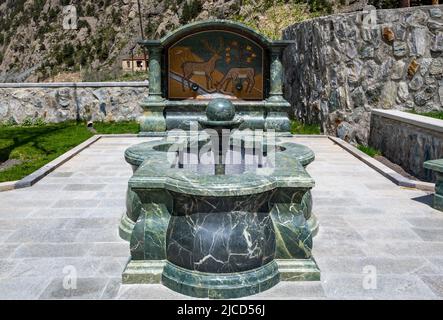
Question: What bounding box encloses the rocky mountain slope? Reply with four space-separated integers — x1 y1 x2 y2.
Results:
0 0 339 82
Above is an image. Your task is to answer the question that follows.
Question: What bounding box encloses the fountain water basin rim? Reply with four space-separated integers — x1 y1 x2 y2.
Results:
127 138 315 196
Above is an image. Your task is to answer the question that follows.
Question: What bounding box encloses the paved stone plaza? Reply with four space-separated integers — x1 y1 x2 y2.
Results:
0 136 442 299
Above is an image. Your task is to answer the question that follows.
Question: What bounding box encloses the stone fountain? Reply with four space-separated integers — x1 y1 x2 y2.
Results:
136 20 292 135
119 20 320 299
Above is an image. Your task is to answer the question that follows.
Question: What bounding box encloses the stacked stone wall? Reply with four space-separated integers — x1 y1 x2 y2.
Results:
0 83 147 124
283 5 443 144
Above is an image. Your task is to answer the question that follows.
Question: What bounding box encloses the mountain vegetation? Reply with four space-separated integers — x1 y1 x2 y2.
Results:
0 0 429 82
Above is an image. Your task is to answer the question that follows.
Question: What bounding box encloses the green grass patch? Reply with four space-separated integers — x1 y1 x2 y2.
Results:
0 120 139 182
409 111 443 120
0 122 92 182
93 121 140 134
290 120 321 135
357 144 381 158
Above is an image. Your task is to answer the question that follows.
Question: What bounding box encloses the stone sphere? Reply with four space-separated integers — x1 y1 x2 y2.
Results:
206 98 236 121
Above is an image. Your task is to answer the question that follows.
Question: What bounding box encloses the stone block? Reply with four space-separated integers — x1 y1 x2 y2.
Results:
382 27 395 42
407 59 420 78
12 243 88 258
430 8 442 18
429 58 443 76
420 275 443 297
39 278 109 299
391 60 406 80
410 27 428 57
409 74 424 91
424 160 443 211
0 277 52 300
393 41 408 58
321 274 436 299
251 281 326 299
63 184 106 191
431 32 443 52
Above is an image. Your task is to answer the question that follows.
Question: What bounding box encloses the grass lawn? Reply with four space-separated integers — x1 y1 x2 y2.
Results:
0 121 139 183
411 111 443 120
92 121 139 134
290 120 321 135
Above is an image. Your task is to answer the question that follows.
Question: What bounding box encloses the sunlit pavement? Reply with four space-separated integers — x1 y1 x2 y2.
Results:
0 136 442 299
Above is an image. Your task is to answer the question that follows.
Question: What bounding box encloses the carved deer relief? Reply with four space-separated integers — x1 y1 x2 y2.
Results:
217 67 256 94
181 38 224 92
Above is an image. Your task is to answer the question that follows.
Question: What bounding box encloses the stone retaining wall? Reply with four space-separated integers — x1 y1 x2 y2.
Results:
369 109 443 182
283 5 443 145
0 82 148 124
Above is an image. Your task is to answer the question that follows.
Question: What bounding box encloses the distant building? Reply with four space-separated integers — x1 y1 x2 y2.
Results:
121 56 147 72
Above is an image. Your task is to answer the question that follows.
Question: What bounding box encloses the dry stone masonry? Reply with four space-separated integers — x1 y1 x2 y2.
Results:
369 109 443 182
0 83 146 124
283 5 443 144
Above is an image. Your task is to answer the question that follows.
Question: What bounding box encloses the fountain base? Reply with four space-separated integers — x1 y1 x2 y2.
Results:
122 259 319 298
162 261 280 299
120 135 320 298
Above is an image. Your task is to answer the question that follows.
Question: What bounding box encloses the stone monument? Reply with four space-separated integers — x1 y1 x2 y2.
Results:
138 20 293 135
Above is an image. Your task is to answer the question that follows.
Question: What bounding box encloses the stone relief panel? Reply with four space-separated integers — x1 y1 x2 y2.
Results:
167 30 265 100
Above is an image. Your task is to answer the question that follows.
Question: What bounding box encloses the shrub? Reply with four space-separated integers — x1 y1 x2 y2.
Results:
21 117 35 127
290 120 321 135
181 0 202 24
86 4 95 17
77 20 91 31
3 117 17 127
33 118 47 127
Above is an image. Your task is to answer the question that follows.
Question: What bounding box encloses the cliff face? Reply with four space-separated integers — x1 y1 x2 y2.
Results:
0 0 242 82
0 0 337 83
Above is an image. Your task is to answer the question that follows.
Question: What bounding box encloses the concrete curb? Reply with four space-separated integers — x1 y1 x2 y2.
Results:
329 136 435 192
1 135 101 192
372 109 443 134
292 134 327 138
0 134 155 192
0 180 18 192
95 134 139 138
15 135 103 189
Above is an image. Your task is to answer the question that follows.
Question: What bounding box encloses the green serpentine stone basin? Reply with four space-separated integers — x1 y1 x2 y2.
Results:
128 140 314 195
120 134 319 298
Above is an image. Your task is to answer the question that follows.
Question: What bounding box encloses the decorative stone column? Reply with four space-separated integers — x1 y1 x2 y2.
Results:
268 46 285 102
146 46 163 102
139 41 167 136
265 41 293 133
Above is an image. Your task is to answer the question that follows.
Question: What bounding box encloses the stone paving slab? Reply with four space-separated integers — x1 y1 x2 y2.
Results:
0 136 442 299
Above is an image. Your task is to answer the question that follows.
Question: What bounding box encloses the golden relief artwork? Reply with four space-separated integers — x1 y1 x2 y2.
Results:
168 30 264 100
